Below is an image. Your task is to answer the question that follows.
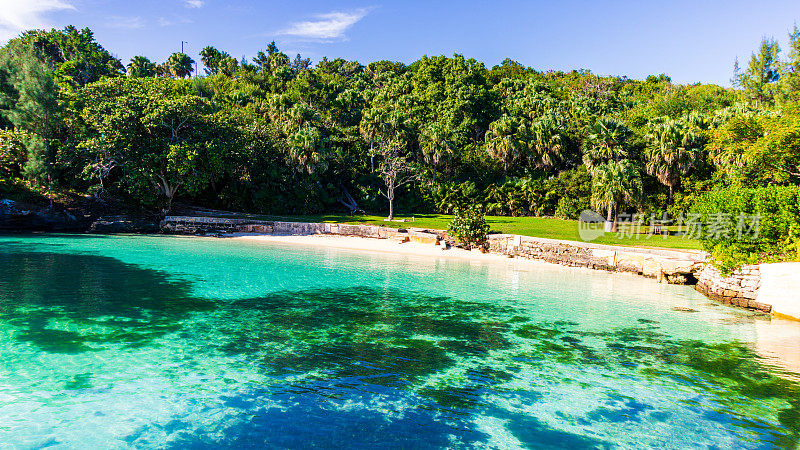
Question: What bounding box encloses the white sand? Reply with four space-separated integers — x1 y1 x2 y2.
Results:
758 262 800 321
229 232 534 264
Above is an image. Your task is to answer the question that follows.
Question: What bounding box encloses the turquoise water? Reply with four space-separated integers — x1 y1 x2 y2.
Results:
1 234 799 449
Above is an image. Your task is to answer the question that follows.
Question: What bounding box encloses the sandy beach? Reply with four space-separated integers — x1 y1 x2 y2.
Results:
229 232 531 264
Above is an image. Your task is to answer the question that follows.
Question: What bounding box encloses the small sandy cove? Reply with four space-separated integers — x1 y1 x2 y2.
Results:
225 232 800 374
230 232 526 264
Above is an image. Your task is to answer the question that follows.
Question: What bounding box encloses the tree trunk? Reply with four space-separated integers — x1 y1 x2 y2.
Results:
387 183 395 220
156 175 181 213
611 204 619 233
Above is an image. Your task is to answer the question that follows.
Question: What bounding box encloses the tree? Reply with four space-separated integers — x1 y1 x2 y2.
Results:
529 113 567 170
288 126 328 174
79 77 227 208
0 38 60 184
219 56 239 77
644 118 702 201
735 37 780 108
252 41 285 72
166 52 195 78
359 108 385 170
127 56 156 78
420 121 453 176
708 105 800 186
779 25 800 104
591 159 642 232
376 138 418 220
582 117 630 174
0 129 29 178
291 54 312 74
199 46 226 74
20 26 123 88
485 115 526 173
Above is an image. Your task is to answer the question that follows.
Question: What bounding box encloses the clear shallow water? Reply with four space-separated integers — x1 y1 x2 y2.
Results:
1 234 799 449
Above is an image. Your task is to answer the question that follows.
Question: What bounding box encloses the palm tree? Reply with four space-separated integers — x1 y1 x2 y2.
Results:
582 117 631 174
591 159 642 232
166 52 195 79
285 102 316 132
420 121 453 176
289 127 328 174
485 115 527 173
199 46 226 74
359 108 386 170
219 56 239 77
529 113 566 170
267 93 291 122
154 63 170 78
385 111 409 141
644 119 702 201
126 56 156 78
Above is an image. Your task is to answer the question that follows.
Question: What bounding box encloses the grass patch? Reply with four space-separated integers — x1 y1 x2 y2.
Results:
243 213 701 250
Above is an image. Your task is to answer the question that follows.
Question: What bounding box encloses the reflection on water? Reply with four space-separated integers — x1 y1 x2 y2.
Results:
0 234 799 448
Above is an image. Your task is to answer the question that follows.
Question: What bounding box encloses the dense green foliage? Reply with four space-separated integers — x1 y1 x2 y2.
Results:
691 186 800 271
1 25 799 266
447 207 490 248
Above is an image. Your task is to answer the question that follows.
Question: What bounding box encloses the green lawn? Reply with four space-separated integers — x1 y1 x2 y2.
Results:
245 213 702 251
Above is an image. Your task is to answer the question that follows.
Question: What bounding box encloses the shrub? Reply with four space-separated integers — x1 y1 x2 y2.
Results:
554 196 586 219
690 186 800 272
448 206 490 249
544 167 592 216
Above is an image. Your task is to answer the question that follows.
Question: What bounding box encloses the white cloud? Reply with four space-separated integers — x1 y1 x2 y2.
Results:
108 16 145 30
0 0 75 42
277 8 369 41
158 16 193 27
183 0 204 8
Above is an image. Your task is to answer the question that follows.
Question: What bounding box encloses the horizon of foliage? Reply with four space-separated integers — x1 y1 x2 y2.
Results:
1 24 800 265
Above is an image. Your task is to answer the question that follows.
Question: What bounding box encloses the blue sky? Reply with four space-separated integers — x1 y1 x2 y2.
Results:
1 0 799 85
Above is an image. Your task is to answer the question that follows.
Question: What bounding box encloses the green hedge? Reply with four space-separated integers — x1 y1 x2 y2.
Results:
690 186 800 271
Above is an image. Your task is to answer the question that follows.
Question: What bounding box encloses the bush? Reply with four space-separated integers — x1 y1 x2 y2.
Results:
690 186 800 272
554 197 585 219
544 167 592 217
448 206 490 249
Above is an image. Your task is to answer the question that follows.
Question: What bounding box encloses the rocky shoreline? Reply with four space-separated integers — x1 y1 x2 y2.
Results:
0 196 159 233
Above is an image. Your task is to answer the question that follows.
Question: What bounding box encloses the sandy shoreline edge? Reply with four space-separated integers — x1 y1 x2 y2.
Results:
227 232 565 267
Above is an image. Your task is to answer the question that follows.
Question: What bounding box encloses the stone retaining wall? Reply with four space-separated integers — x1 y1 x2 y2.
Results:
161 216 439 244
694 264 770 313
486 234 705 285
